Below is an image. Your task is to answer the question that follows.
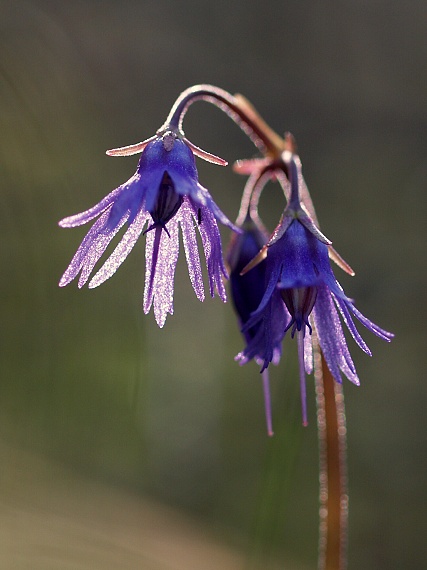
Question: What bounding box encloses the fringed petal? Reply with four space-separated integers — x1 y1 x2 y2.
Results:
58 175 139 228
313 284 360 386
178 198 205 301
77 213 128 287
143 220 180 327
196 203 228 302
333 294 372 355
237 291 287 369
59 209 112 287
89 208 151 288
345 302 394 342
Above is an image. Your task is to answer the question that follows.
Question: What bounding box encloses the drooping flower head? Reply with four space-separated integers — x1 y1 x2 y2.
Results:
237 151 393 425
226 172 289 436
59 130 237 327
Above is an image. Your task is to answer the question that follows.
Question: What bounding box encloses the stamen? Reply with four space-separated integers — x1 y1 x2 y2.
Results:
146 226 163 304
281 287 317 339
297 330 309 426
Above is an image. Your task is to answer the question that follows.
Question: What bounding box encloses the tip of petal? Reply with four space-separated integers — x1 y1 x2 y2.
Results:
59 272 75 287
58 218 74 228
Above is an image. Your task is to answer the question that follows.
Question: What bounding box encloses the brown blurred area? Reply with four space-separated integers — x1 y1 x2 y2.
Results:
0 440 281 570
0 0 426 569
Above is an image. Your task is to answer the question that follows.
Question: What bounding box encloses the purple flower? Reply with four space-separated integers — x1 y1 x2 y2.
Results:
59 132 235 327
236 152 393 425
228 208 288 369
227 212 287 436
228 216 270 342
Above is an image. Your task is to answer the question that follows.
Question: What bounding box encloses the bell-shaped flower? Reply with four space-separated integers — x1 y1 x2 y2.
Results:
228 209 287 436
59 131 235 327
238 152 393 425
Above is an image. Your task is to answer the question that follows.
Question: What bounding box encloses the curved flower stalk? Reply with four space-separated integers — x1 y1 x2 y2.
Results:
233 132 355 277
161 84 285 158
59 132 232 327
237 151 394 425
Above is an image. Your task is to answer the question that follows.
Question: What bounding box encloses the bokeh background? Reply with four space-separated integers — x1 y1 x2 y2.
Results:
1 1 426 568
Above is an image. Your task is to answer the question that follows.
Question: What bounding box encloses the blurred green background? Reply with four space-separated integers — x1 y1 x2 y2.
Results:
0 0 426 568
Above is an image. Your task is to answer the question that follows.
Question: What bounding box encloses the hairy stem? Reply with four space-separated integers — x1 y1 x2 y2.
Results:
315 345 348 570
164 84 284 157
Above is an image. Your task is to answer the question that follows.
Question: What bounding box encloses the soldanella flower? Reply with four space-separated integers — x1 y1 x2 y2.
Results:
233 135 355 278
59 130 236 327
237 151 393 425
228 221 281 434
227 173 289 435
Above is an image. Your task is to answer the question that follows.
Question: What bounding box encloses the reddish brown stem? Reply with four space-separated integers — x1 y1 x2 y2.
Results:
164 84 285 157
315 349 348 570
